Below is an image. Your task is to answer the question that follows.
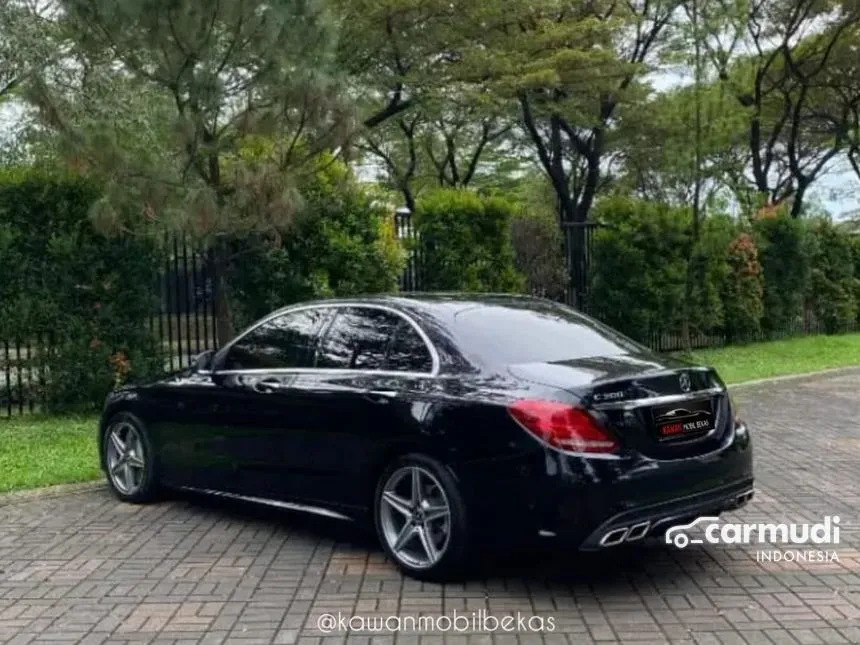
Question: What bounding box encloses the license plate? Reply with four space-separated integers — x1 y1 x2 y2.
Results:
652 398 714 441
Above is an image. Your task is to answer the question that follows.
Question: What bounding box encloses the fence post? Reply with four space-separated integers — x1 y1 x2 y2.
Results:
561 220 597 312
395 207 419 292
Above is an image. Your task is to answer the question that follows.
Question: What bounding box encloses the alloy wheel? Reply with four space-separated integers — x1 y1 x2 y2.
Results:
379 465 452 569
105 421 147 495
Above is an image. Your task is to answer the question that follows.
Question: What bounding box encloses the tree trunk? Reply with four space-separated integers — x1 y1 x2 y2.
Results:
790 182 807 219
208 240 235 347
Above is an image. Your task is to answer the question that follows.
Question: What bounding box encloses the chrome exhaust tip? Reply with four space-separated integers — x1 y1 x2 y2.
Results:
625 521 651 541
599 527 629 547
734 489 755 508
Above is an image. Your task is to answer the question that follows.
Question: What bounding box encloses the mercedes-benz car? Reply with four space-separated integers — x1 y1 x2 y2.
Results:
99 294 754 580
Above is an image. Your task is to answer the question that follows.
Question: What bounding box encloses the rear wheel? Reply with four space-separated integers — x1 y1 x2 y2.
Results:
102 412 159 503
374 454 470 580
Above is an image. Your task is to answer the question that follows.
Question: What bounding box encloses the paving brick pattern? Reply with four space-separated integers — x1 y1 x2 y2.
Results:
2 370 860 644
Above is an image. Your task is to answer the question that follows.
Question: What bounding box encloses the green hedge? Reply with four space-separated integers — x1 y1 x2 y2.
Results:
752 215 809 333
0 169 162 411
588 197 859 345
589 197 691 343
413 189 524 292
805 218 858 333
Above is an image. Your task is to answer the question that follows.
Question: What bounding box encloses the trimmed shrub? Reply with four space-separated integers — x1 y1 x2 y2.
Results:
228 160 405 326
852 234 860 324
752 213 809 333
721 233 765 341
0 169 162 411
805 218 858 333
589 197 691 343
413 189 525 292
688 214 737 337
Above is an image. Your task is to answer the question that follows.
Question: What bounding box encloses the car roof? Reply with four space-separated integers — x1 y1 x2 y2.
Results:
273 292 556 320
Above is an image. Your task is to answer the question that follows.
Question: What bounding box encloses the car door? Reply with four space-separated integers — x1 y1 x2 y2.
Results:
207 306 335 498
287 306 437 509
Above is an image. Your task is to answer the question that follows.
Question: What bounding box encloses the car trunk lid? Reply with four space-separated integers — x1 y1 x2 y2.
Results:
508 353 730 459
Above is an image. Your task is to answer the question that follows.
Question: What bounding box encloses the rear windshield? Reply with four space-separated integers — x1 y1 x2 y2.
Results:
451 301 645 365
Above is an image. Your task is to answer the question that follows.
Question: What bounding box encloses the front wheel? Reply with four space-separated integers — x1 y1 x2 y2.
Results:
374 454 470 581
102 412 160 503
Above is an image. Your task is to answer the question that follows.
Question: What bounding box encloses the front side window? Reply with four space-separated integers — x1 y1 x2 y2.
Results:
223 308 330 370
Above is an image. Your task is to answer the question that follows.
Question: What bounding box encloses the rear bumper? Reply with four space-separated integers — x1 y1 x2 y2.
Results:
578 477 754 549
457 421 754 549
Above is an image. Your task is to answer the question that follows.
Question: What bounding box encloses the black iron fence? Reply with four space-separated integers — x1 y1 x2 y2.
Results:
150 235 218 373
0 237 218 417
2 212 857 416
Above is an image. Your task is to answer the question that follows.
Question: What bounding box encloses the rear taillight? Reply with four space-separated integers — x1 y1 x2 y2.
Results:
508 400 619 454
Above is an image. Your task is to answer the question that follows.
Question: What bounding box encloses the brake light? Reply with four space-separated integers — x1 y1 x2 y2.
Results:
508 400 619 454
729 393 742 426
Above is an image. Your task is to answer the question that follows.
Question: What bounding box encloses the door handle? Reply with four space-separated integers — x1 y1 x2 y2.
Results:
364 389 397 404
252 378 286 394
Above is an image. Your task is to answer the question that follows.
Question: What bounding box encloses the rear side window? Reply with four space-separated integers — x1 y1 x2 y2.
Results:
316 307 401 369
451 301 644 365
387 321 433 373
223 308 330 370
316 307 434 373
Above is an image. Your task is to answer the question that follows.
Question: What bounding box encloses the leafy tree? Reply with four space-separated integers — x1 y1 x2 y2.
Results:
0 0 55 103
335 0 457 129
698 0 860 217
32 0 349 345
228 159 405 326
455 0 681 307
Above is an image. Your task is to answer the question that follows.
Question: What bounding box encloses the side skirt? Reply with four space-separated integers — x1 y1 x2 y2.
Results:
177 486 354 521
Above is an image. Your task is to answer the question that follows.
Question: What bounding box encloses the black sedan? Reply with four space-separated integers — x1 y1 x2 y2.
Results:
99 294 754 580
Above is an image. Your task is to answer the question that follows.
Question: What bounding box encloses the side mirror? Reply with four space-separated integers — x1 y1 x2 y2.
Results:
190 349 215 373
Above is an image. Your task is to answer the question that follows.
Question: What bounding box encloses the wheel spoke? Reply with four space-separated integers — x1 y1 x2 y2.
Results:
416 525 439 564
410 467 421 505
109 430 126 455
422 503 449 523
121 463 132 490
382 491 412 517
110 459 125 476
392 522 417 552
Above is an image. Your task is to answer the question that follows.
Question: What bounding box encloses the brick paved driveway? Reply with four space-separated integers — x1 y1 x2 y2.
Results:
2 370 860 645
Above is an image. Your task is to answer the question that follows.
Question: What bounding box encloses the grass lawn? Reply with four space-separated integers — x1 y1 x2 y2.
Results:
680 333 860 385
0 414 100 493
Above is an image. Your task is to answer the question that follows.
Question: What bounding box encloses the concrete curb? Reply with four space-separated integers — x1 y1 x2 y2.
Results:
0 480 105 507
727 365 860 390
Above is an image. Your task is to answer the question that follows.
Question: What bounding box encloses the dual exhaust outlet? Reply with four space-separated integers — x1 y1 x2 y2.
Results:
598 521 651 547
733 490 754 508
599 489 755 548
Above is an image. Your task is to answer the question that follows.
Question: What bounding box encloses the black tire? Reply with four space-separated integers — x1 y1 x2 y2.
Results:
101 411 160 503
373 453 471 581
